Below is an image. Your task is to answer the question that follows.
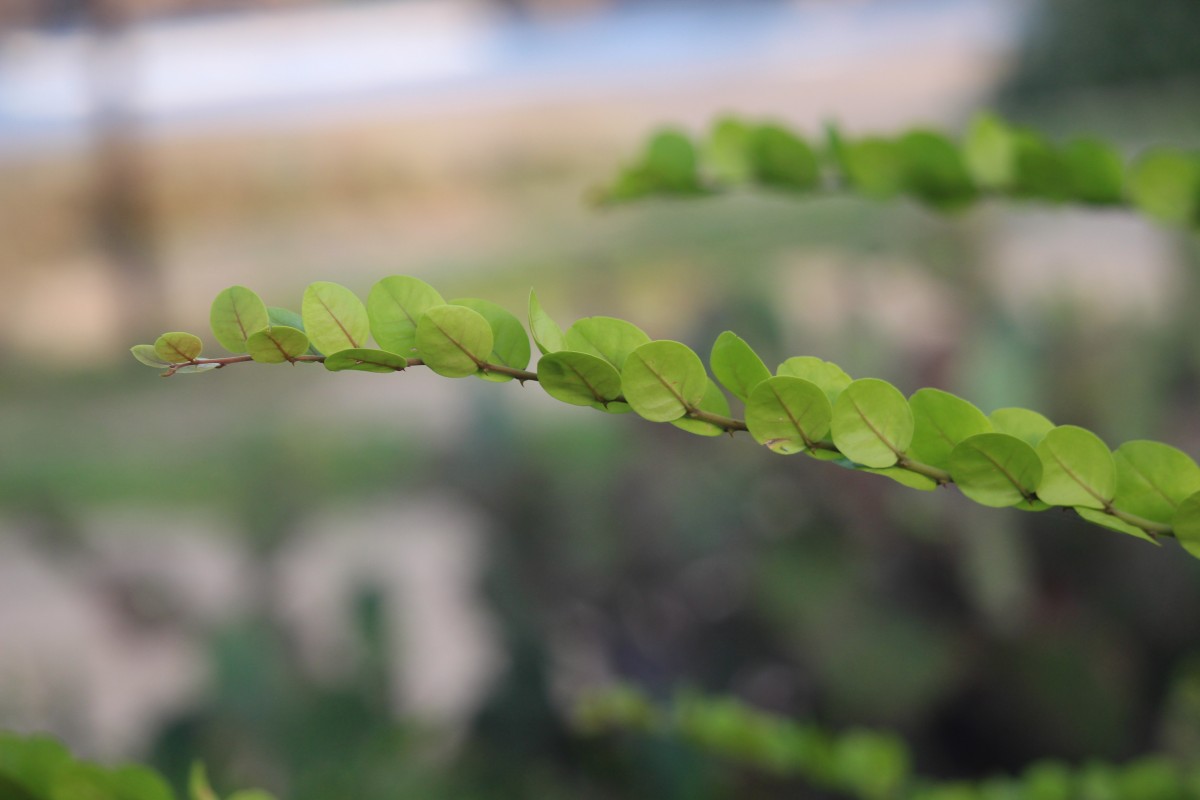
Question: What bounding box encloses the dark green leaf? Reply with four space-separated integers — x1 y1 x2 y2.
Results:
621 340 708 422
750 124 819 190
1036 425 1116 510
745 376 831 455
366 275 444 355
528 290 565 355
830 378 914 468
709 331 771 401
302 281 370 354
415 304 493 378
897 130 977 210
949 432 1042 508
210 285 269 353
323 348 409 374
154 332 202 364
246 326 309 364
537 351 626 411
907 388 992 469
1061 138 1125 204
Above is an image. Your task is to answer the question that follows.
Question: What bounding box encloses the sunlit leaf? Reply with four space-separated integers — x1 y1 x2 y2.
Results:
776 356 852 404
323 348 409 374
1112 440 1200 524
154 332 202 364
210 285 269 353
710 331 771 401
415 304 493 378
745 376 831 455
907 388 992 469
367 275 444 355
621 340 708 423
830 378 914 468
537 351 626 411
671 379 733 437
1036 425 1116 510
302 281 370 355
565 317 652 370
949 432 1042 508
528 290 565 355
452 297 531 382
246 326 309 364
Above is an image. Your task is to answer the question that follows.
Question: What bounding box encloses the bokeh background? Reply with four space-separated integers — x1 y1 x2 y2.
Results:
2 0 1200 797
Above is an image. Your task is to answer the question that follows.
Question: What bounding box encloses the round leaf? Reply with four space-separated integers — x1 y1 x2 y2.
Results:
415 304 493 378
644 129 701 192
897 130 977 210
707 116 753 184
565 317 652 370
1075 507 1158 545
989 407 1054 448
452 297 531 382
1062 138 1125 205
1036 425 1117 510
302 281 370 355
749 124 819 190
537 351 624 411
528 290 565 355
842 138 906 199
367 275 444 355
323 348 409 374
671 379 733 437
246 326 309 364
830 378 914 468
621 340 708 423
949 433 1042 508
1172 491 1200 560
1112 440 1200 524
776 356 852 404
745 376 831 455
130 344 171 368
210 285 269 353
710 331 771 402
154 332 202 364
1129 149 1200 225
907 388 992 469
963 112 1015 189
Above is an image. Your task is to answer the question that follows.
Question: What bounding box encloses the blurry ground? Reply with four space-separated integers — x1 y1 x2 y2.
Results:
2 1 1200 797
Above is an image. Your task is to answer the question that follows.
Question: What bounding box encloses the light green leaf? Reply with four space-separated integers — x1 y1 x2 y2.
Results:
963 112 1015 189
709 331 771 402
776 356 852 404
1061 138 1125 205
1172 491 1200 560
210 285 269 353
1112 440 1200 524
949 432 1042 508
1075 508 1158 544
323 348 408 374
0 734 72 795
671 379 733 437
1129 149 1200 225
246 326 309 364
302 281 370 355
1036 425 1116 510
989 407 1054 448
536 351 625 411
528 290 565 355
451 298 531 382
842 138 906 199
907 388 992 469
830 378 914 468
228 792 278 800
102 765 174 800
565 317 652 370
859 466 938 491
415 304 493 378
366 275 444 355
745 376 831 455
707 117 753 184
644 129 701 192
131 344 171 368
266 306 304 331
172 364 220 375
621 340 708 423
154 332 202 364
189 763 218 800
750 124 819 190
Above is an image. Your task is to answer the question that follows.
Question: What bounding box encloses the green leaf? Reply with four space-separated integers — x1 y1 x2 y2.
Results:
644 129 701 192
621 340 708 423
528 290 565 355
415 304 493 378
266 306 304 331
302 281 370 355
907 388 992 469
210 285 269 353
228 792 278 800
1061 138 1125 204
1129 149 1200 225
1011 132 1072 202
745 376 831 455
451 298 531 382
1036 425 1117 510
709 331 771 401
189 763 219 800
366 275 445 355
323 348 409 374
172 364 220 375
0 734 72 795
962 112 1015 189
707 117 753 184
949 432 1043 508
1112 440 1200 524
671 379 733 437
830 378 914 468
989 407 1054 448
536 351 626 411
154 332 202 364
246 326 309 364
897 130 977 210
131 344 171 368
842 138 906 199
1075 507 1158 544
564 317 652 370
859 466 938 491
776 356 852 404
1172 491 1200 560
750 124 820 190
